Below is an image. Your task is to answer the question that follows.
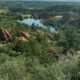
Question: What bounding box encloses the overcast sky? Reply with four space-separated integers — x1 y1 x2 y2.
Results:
23 0 80 1
1 0 80 2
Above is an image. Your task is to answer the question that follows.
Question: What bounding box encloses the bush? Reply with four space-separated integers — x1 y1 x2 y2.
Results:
55 27 80 54
13 40 27 53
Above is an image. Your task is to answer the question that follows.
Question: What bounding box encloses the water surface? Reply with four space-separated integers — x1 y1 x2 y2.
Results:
18 18 56 32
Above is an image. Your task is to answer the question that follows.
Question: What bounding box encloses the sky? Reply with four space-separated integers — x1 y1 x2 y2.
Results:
0 0 78 1
24 0 79 1
27 0 80 1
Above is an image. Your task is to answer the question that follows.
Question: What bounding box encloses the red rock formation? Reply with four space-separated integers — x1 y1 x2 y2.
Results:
17 37 28 42
17 31 30 42
0 28 12 41
21 31 30 39
63 12 78 20
48 48 59 60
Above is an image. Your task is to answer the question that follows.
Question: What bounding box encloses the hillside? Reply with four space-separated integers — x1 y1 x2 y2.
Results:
0 1 80 80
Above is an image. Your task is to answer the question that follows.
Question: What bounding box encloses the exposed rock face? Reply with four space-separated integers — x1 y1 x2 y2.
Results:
48 48 59 60
21 31 30 39
17 31 30 42
63 12 78 20
0 28 12 41
48 49 58 55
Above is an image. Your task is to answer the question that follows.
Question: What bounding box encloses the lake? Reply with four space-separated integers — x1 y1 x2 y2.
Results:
18 18 56 32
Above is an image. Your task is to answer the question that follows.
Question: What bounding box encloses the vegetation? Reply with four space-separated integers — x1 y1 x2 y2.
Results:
0 1 80 80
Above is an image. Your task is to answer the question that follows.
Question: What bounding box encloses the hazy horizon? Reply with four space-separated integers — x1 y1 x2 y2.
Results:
1 0 80 2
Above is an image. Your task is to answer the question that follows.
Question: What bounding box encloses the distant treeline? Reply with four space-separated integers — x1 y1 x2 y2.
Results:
0 1 80 12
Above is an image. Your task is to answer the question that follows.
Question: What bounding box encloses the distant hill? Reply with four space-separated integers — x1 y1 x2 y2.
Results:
0 1 80 9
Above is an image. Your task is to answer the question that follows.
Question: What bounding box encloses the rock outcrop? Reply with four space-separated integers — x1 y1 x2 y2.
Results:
0 27 30 42
17 31 30 42
0 28 12 41
44 48 59 60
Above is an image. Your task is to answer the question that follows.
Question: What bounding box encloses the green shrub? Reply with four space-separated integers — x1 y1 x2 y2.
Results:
13 40 27 53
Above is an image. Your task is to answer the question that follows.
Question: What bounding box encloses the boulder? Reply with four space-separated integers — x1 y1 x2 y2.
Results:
17 37 28 42
0 28 12 41
48 48 59 60
17 31 30 42
21 31 30 39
